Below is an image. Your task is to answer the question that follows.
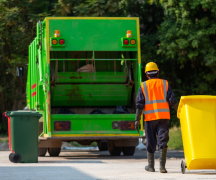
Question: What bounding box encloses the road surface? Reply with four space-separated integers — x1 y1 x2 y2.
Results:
0 149 215 180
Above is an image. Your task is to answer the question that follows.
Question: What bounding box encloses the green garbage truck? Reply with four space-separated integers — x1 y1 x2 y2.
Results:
26 17 143 156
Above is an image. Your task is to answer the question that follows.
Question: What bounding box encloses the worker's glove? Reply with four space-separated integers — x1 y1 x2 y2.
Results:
135 109 143 133
135 121 140 133
173 103 179 112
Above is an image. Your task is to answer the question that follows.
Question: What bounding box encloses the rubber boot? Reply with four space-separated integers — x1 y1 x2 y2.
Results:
145 152 155 172
159 148 167 173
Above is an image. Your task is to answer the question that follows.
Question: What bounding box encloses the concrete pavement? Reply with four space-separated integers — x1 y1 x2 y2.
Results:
0 149 215 180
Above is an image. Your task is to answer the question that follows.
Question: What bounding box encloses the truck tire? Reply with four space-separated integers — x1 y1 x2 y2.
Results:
108 141 122 156
122 146 136 156
38 148 47 156
48 147 61 157
97 140 108 151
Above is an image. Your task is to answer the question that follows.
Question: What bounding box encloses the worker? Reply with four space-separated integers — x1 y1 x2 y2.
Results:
135 62 178 173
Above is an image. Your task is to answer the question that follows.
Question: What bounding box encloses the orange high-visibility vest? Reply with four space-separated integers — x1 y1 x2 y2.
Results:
141 79 170 121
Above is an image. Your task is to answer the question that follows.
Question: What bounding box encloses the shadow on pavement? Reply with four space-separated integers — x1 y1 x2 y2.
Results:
40 160 104 163
66 149 185 159
40 149 184 161
186 171 216 175
0 166 97 180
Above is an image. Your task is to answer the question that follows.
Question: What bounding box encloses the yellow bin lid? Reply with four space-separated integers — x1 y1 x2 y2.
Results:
177 95 216 119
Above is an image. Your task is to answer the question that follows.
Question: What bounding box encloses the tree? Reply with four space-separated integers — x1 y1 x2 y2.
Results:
0 0 58 133
3 0 214 132
0 0 126 133
54 0 125 17
151 0 216 95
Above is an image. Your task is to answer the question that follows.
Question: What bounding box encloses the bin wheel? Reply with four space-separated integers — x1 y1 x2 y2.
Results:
9 153 21 163
38 148 47 157
9 153 13 162
97 141 108 151
122 146 136 156
108 141 122 156
48 147 61 157
181 160 186 174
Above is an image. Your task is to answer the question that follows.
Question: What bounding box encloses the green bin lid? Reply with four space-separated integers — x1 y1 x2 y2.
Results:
9 110 42 117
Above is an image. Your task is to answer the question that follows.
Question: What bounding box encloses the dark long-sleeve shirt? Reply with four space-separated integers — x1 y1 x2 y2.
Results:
136 78 178 110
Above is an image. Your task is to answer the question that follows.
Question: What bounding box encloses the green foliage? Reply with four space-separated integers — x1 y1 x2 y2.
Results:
0 123 7 134
55 0 125 17
135 0 216 125
0 0 58 133
0 138 9 144
167 127 183 150
151 0 216 94
0 135 9 144
0 0 127 132
1 0 216 130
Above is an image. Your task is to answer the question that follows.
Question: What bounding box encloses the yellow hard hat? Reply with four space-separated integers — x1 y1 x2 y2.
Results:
145 62 159 73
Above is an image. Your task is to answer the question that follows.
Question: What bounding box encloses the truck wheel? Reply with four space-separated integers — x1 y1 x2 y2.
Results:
9 153 21 163
97 140 108 151
108 141 122 156
38 148 47 156
48 147 61 157
122 146 136 156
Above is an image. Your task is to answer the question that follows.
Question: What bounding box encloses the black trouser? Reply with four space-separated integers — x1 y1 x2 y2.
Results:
145 119 169 153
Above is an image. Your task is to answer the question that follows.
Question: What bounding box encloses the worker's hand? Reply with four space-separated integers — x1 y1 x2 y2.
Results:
173 103 179 112
135 109 143 134
135 120 140 133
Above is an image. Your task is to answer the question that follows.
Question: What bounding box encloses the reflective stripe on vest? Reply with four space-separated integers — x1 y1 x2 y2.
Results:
143 79 170 115
144 108 170 115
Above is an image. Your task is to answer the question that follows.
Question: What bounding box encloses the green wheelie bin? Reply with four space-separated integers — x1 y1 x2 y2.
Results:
5 110 42 163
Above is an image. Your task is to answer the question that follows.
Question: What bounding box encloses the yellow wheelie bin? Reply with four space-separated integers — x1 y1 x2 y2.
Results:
177 96 216 174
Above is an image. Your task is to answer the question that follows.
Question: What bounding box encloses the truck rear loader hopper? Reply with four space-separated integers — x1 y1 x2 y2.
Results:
27 17 143 156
